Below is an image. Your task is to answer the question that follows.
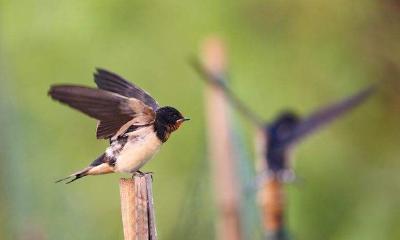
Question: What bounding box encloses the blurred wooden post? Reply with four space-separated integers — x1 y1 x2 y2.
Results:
202 37 242 240
255 129 286 240
119 174 157 240
260 179 285 240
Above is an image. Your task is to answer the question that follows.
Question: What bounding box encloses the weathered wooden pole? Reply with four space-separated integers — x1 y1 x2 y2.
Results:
259 178 285 240
202 37 242 240
119 174 157 240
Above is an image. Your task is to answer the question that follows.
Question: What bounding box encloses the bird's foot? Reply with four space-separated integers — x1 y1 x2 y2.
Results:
132 170 154 178
132 170 144 177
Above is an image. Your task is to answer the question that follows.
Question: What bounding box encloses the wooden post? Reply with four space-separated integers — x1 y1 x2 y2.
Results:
119 174 157 240
202 37 242 240
259 178 285 239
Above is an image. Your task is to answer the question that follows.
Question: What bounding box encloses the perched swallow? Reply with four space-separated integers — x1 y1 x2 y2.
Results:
192 59 374 180
49 68 189 183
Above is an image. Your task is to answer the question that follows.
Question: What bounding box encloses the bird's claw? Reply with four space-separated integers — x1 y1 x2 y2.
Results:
132 170 154 178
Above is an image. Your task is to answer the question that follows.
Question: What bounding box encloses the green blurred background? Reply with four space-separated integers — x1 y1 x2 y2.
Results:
1 0 400 239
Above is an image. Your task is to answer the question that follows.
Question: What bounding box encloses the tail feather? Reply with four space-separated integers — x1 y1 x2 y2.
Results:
55 167 91 184
55 175 73 183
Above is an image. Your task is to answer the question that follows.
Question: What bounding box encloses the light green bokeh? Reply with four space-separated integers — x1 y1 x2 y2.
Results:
0 1 399 239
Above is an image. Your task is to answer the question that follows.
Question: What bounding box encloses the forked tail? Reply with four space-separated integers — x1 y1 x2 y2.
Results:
55 167 91 184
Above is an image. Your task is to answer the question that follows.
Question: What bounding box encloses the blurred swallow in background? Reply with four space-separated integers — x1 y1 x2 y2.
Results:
49 69 189 183
263 86 374 181
191 58 375 181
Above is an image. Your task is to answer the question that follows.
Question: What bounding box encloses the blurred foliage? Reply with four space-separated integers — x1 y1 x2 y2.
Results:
0 0 399 239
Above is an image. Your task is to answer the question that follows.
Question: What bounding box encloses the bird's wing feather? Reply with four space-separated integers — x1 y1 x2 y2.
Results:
96 119 131 139
190 58 264 126
48 85 133 119
94 68 159 111
48 85 155 139
288 85 375 145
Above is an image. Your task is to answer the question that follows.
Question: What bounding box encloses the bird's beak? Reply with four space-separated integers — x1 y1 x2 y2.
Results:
177 118 190 123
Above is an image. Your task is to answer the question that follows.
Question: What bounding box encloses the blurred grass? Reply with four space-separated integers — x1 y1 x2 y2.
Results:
0 0 399 239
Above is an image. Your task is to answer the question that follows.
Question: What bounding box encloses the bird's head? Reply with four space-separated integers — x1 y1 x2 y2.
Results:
155 106 190 132
270 111 300 141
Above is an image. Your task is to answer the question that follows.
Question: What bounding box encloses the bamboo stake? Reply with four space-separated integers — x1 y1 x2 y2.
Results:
259 178 285 240
202 37 242 240
119 174 157 240
146 175 157 240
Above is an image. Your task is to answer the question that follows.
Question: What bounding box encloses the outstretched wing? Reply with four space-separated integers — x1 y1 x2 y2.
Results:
288 85 375 145
94 68 159 111
48 85 155 139
190 58 264 127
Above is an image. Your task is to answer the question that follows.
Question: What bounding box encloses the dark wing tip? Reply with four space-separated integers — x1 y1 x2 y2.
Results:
95 67 108 73
47 84 61 96
94 67 109 76
47 86 54 97
47 84 65 99
93 67 125 87
361 84 377 98
93 67 107 79
344 83 377 108
47 84 80 100
94 67 122 79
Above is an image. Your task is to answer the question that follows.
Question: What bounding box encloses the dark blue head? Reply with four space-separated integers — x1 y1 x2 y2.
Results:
269 111 300 142
154 106 190 142
155 106 189 126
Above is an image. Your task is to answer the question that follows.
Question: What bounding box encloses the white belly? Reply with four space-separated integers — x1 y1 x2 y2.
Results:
114 130 162 173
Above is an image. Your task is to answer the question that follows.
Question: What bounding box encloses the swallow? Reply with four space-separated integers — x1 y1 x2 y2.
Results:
49 68 190 183
263 86 374 180
191 58 375 180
